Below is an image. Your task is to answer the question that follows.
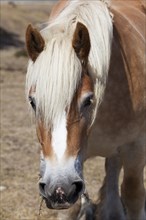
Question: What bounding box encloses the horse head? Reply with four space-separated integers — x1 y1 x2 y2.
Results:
26 22 95 209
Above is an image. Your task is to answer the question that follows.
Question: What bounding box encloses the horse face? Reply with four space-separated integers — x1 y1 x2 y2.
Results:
26 22 93 209
35 73 94 209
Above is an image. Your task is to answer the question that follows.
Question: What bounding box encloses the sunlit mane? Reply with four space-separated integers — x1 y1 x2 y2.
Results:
26 0 113 128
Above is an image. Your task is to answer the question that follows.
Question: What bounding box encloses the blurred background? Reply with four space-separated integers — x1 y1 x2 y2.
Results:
0 1 106 219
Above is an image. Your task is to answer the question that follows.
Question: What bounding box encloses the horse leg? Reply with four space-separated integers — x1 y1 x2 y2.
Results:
98 154 126 220
120 139 146 220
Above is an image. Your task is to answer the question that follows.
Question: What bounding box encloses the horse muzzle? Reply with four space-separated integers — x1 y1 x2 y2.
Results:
39 179 84 209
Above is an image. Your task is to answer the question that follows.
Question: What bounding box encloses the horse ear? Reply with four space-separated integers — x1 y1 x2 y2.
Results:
72 22 90 64
26 24 45 62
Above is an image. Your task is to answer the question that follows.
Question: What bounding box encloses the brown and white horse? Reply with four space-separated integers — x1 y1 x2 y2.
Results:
25 0 146 219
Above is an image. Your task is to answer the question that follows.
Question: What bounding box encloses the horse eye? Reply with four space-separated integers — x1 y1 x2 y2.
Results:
29 96 36 111
82 94 94 109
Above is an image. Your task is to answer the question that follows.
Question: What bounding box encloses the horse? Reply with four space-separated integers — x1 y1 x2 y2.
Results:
25 0 146 219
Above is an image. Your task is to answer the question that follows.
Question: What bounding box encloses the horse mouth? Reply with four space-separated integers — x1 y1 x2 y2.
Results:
44 198 71 210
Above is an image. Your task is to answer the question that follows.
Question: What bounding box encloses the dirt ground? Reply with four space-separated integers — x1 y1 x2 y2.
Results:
0 2 146 220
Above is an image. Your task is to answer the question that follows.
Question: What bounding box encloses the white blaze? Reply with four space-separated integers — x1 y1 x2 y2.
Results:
52 112 67 160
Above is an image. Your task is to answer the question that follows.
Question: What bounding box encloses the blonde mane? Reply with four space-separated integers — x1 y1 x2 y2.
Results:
26 0 113 128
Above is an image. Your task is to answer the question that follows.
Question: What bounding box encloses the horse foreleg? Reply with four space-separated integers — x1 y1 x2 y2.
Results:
98 154 126 220
120 139 146 220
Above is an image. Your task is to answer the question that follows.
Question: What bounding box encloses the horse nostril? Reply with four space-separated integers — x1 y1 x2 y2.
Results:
73 181 84 195
39 182 47 198
68 180 84 203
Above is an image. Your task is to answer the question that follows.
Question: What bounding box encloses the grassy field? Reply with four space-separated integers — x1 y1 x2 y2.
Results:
0 2 145 220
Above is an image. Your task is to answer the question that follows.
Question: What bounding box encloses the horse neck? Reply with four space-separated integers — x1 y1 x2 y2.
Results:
110 2 145 112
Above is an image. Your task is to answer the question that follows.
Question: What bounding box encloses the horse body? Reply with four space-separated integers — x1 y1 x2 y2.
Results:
25 0 146 219
88 2 146 157
89 3 146 219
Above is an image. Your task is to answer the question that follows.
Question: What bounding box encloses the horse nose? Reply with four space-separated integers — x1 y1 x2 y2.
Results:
52 187 67 204
39 180 84 208
52 180 84 204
